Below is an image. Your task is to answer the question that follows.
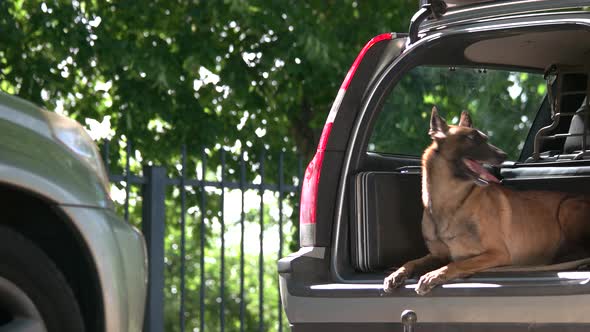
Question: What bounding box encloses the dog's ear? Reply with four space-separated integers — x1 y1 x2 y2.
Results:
429 106 448 139
459 111 473 128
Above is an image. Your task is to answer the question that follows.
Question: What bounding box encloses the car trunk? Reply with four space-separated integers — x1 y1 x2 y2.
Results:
352 162 590 273
336 22 590 288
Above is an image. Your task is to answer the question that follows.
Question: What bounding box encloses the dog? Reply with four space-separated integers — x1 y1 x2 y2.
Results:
383 106 590 295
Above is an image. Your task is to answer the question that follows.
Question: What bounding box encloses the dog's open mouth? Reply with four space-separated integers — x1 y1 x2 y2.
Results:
463 158 500 186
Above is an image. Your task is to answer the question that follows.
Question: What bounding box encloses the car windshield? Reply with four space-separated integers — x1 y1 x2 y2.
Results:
368 66 547 161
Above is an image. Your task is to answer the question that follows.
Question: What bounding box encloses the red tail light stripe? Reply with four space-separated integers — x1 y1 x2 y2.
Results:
340 33 394 91
300 33 393 228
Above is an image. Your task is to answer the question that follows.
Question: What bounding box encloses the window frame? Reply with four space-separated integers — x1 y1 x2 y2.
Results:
365 65 547 160
330 24 578 285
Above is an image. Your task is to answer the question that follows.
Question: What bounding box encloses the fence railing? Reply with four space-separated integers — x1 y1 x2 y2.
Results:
102 140 303 332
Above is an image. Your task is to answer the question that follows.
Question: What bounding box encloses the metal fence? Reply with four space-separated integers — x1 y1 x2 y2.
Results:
102 140 303 332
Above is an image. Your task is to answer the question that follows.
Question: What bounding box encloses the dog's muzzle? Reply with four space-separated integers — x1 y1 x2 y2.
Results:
463 158 500 186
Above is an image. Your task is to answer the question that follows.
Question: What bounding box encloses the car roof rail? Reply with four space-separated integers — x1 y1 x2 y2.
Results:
409 0 447 45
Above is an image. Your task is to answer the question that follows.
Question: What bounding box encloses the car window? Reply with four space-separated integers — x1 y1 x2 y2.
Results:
368 66 547 161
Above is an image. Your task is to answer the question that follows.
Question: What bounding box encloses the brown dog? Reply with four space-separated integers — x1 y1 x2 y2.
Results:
383 106 590 295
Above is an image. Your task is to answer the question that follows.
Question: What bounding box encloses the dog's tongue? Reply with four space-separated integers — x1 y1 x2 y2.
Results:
464 159 500 183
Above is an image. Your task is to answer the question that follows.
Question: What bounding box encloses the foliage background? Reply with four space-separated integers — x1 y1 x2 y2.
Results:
370 67 547 161
0 1 416 331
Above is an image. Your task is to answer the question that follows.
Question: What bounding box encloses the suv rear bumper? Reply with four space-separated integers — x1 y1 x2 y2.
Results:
280 247 590 327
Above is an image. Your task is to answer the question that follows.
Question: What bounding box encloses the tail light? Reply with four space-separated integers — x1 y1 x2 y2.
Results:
299 33 393 245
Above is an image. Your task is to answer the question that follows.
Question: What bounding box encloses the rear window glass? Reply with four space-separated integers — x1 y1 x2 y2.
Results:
368 66 547 160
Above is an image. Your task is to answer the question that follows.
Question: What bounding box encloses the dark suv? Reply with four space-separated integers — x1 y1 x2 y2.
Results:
279 0 590 331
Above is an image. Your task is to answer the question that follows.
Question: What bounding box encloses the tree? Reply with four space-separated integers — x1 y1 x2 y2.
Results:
0 0 416 248
0 1 417 331
0 0 416 162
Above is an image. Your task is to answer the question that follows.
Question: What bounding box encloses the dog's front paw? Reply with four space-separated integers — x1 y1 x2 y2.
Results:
383 268 408 292
416 266 448 295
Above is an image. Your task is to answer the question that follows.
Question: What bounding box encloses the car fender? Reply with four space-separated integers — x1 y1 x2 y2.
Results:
0 117 110 208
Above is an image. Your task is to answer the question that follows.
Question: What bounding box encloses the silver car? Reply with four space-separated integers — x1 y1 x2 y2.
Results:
0 91 147 331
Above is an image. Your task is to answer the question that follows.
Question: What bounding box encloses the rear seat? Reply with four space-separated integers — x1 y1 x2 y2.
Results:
497 98 590 270
502 97 590 195
564 97 590 155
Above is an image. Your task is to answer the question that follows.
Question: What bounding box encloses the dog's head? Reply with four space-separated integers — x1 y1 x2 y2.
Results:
429 106 507 186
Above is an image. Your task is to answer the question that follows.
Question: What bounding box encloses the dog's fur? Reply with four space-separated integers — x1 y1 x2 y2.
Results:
383 106 590 295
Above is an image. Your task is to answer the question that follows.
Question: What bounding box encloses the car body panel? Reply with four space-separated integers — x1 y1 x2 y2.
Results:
0 92 53 137
0 93 111 208
60 205 147 332
282 282 590 324
0 92 147 330
301 34 408 247
420 0 590 34
289 323 590 332
282 248 590 326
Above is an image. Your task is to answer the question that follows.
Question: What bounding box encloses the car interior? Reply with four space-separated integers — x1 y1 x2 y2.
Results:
341 24 590 286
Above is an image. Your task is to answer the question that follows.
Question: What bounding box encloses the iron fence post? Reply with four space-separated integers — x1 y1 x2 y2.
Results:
142 166 167 332
104 145 301 332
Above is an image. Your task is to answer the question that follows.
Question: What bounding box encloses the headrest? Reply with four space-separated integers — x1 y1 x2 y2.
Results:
564 97 590 153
